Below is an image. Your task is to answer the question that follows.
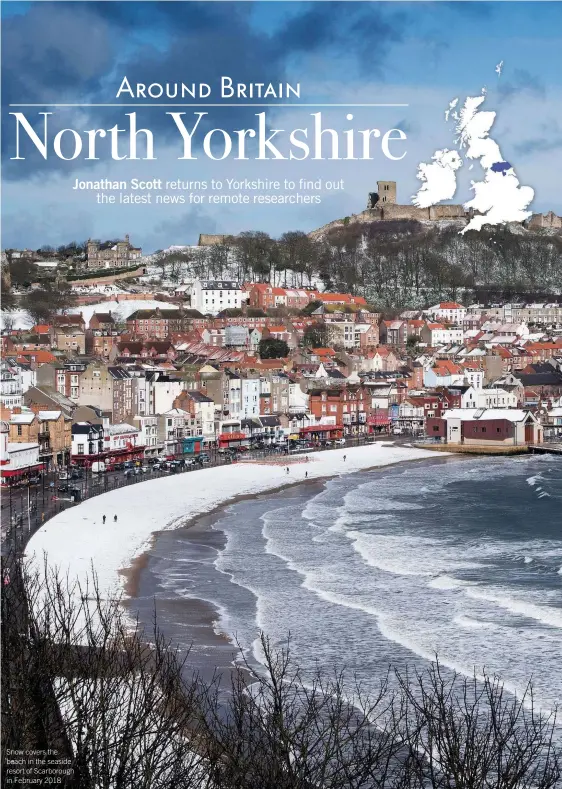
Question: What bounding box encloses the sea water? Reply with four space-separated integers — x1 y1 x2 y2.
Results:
134 454 562 712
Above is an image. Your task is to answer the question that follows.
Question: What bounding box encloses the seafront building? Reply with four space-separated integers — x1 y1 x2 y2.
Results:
3 277 562 484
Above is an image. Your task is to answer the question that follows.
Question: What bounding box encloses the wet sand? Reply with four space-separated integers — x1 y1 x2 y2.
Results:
121 476 330 599
121 455 461 684
124 480 326 683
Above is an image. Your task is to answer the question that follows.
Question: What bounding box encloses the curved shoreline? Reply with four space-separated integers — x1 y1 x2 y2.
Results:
27 444 449 604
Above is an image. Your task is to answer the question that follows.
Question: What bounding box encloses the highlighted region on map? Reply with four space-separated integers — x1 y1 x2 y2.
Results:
412 81 534 233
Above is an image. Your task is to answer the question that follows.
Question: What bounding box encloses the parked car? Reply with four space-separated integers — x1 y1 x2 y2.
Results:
124 467 141 477
91 461 106 474
111 462 124 471
28 475 42 485
57 483 70 493
334 438 346 446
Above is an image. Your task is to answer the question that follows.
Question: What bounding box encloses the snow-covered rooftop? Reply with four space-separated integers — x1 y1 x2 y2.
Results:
443 408 530 422
105 423 139 435
38 410 62 421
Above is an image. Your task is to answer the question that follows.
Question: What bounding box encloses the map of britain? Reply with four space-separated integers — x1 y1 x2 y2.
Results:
412 84 534 234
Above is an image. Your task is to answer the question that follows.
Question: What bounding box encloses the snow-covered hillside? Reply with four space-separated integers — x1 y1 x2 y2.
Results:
0 298 179 330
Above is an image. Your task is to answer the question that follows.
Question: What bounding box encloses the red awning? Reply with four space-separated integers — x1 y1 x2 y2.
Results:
299 425 343 434
1 462 46 478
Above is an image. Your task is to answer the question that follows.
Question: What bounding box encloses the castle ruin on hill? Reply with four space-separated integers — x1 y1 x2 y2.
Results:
308 181 562 240
365 180 467 221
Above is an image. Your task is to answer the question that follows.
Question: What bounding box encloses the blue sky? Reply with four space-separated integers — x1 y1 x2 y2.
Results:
2 1 561 252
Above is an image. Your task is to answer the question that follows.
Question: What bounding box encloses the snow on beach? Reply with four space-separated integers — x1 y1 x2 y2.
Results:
28 444 444 603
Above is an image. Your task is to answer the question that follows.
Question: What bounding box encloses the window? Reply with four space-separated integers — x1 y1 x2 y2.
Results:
77 443 85 454
17 425 23 436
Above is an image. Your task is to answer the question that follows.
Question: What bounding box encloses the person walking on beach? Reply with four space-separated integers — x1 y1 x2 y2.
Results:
102 515 106 524
286 467 290 475
343 454 347 462
305 471 308 479
114 515 117 523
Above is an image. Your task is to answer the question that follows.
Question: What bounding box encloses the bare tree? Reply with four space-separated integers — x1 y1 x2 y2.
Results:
198 634 404 789
2 555 560 789
394 660 561 789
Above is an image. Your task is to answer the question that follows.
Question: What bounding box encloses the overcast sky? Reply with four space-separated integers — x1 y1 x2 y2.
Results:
2 1 561 252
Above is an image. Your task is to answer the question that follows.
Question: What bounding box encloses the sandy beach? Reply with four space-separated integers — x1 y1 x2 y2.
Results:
27 444 447 609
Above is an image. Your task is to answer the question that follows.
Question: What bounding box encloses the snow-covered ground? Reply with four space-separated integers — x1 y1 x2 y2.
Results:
27 444 443 602
1 298 179 330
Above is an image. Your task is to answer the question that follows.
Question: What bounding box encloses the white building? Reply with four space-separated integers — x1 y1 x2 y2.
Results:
426 302 467 324
130 415 161 455
328 320 357 349
190 280 243 315
158 408 189 454
241 377 260 419
288 382 309 414
461 386 518 410
104 422 141 454
463 368 484 389
397 400 425 432
148 375 185 415
225 373 242 419
184 391 216 441
422 323 464 346
0 361 24 409
71 422 104 460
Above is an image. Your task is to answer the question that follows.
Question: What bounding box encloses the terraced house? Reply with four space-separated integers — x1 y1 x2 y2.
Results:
126 308 200 339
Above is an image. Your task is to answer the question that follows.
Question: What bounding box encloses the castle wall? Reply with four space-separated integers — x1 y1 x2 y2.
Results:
381 203 430 221
198 234 227 246
528 211 562 230
429 204 466 219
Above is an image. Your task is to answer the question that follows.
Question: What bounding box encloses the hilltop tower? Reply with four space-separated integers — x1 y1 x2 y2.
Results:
367 181 397 209
377 180 397 204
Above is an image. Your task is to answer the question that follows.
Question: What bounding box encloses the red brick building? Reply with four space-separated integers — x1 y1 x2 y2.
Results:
308 385 370 435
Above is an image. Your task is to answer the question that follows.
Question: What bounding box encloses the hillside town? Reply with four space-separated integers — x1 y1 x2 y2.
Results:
2 252 562 489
